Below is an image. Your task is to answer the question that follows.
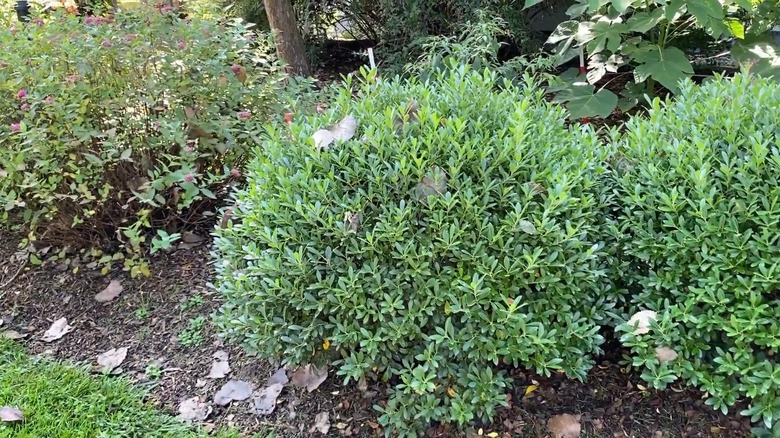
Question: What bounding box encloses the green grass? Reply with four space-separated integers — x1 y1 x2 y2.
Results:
0 340 247 438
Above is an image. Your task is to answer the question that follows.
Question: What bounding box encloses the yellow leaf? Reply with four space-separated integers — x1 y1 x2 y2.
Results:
323 339 330 350
446 387 456 397
139 263 151 278
525 384 538 396
444 302 451 315
100 266 110 276
637 384 647 391
477 428 483 436
487 433 499 438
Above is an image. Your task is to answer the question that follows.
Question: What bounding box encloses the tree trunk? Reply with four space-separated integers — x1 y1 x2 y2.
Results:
264 0 311 77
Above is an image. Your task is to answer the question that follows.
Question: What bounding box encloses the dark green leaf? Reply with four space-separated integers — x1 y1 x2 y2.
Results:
626 9 665 33
732 36 780 81
611 0 634 13
523 0 544 9
633 46 693 93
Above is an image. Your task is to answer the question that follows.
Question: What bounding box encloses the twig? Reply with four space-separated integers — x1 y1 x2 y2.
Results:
0 261 26 291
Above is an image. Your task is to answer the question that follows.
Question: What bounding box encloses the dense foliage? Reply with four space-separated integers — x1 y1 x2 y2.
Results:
536 0 780 118
613 74 780 432
212 64 621 436
0 6 285 275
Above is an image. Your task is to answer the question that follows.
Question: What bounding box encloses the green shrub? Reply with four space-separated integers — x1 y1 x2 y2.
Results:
0 7 284 275
613 74 780 431
213 64 620 435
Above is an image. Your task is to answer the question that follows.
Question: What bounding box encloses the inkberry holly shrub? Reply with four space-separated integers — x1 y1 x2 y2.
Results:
212 64 621 436
613 74 780 433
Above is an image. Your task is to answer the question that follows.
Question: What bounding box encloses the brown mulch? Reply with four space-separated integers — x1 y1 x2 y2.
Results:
0 232 753 438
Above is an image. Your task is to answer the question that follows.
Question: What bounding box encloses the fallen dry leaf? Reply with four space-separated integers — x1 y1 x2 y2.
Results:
344 212 361 233
291 364 328 392
413 166 448 200
0 406 23 423
310 411 331 434
207 350 231 379
357 375 368 392
96 347 128 373
177 397 212 422
1 330 27 340
268 368 289 386
627 310 658 335
95 280 123 303
547 413 581 438
252 383 284 416
311 115 358 150
214 380 253 406
655 346 679 363
178 232 205 250
41 317 73 342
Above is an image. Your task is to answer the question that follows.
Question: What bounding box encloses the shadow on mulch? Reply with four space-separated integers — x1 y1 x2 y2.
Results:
0 233 752 438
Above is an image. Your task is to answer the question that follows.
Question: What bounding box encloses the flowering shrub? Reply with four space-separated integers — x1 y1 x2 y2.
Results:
0 6 285 275
612 74 780 432
212 64 621 435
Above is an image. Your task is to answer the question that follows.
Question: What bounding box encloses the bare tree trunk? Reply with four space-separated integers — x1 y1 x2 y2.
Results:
264 0 312 77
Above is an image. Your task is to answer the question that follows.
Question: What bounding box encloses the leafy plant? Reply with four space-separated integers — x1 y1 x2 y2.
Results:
0 5 285 277
611 73 780 431
178 316 206 348
212 64 621 436
529 0 780 118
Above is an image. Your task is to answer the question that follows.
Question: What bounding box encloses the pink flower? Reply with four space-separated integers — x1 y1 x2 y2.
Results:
84 15 96 25
0 61 8 69
20 103 30 111
101 39 113 48
65 75 80 84
123 33 136 42
230 168 241 178
177 40 186 50
10 26 17 35
161 5 173 13
17 89 27 100
33 18 44 26
237 110 251 121
230 64 241 74
10 123 20 133
44 95 55 105
183 173 194 183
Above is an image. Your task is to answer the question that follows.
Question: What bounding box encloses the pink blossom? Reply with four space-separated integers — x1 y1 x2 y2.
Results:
101 39 113 48
10 123 20 133
44 95 55 105
123 33 136 42
17 89 27 100
10 26 17 35
230 168 241 178
237 110 251 121
20 103 30 111
84 15 96 25
230 64 241 74
0 61 8 69
177 40 186 50
161 5 173 13
33 18 44 26
65 75 80 84
183 173 194 183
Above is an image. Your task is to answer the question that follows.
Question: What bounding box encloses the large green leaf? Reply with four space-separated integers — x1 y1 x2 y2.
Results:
554 82 618 119
611 0 635 13
523 0 544 9
577 19 628 53
732 35 780 81
633 46 693 93
626 9 665 33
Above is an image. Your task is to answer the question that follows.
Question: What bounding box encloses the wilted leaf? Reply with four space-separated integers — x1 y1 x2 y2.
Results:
95 280 123 303
177 397 212 422
252 383 284 416
291 364 328 392
41 317 73 342
207 350 231 379
96 347 128 373
627 310 657 335
519 220 537 235
214 380 253 406
310 411 330 434
413 166 448 200
0 406 23 423
267 368 289 386
547 413 582 438
1 330 27 340
655 346 678 363
357 376 368 392
344 212 361 233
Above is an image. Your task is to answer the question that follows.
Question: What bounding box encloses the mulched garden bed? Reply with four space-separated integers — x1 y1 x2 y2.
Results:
0 233 752 437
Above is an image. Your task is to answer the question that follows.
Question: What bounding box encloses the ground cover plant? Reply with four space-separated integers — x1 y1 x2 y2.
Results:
211 63 624 436
612 73 780 434
0 339 248 438
0 4 285 276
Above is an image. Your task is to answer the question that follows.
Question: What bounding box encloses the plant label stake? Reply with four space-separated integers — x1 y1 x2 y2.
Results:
579 47 589 124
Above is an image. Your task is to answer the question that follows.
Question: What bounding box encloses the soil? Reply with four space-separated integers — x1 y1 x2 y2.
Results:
0 232 753 438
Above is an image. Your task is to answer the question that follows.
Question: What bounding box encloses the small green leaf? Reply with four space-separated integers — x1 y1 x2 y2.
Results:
724 18 745 39
519 220 537 235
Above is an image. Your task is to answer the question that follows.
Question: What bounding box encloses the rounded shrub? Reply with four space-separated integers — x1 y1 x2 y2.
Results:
213 65 619 435
613 74 780 431
0 6 284 275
